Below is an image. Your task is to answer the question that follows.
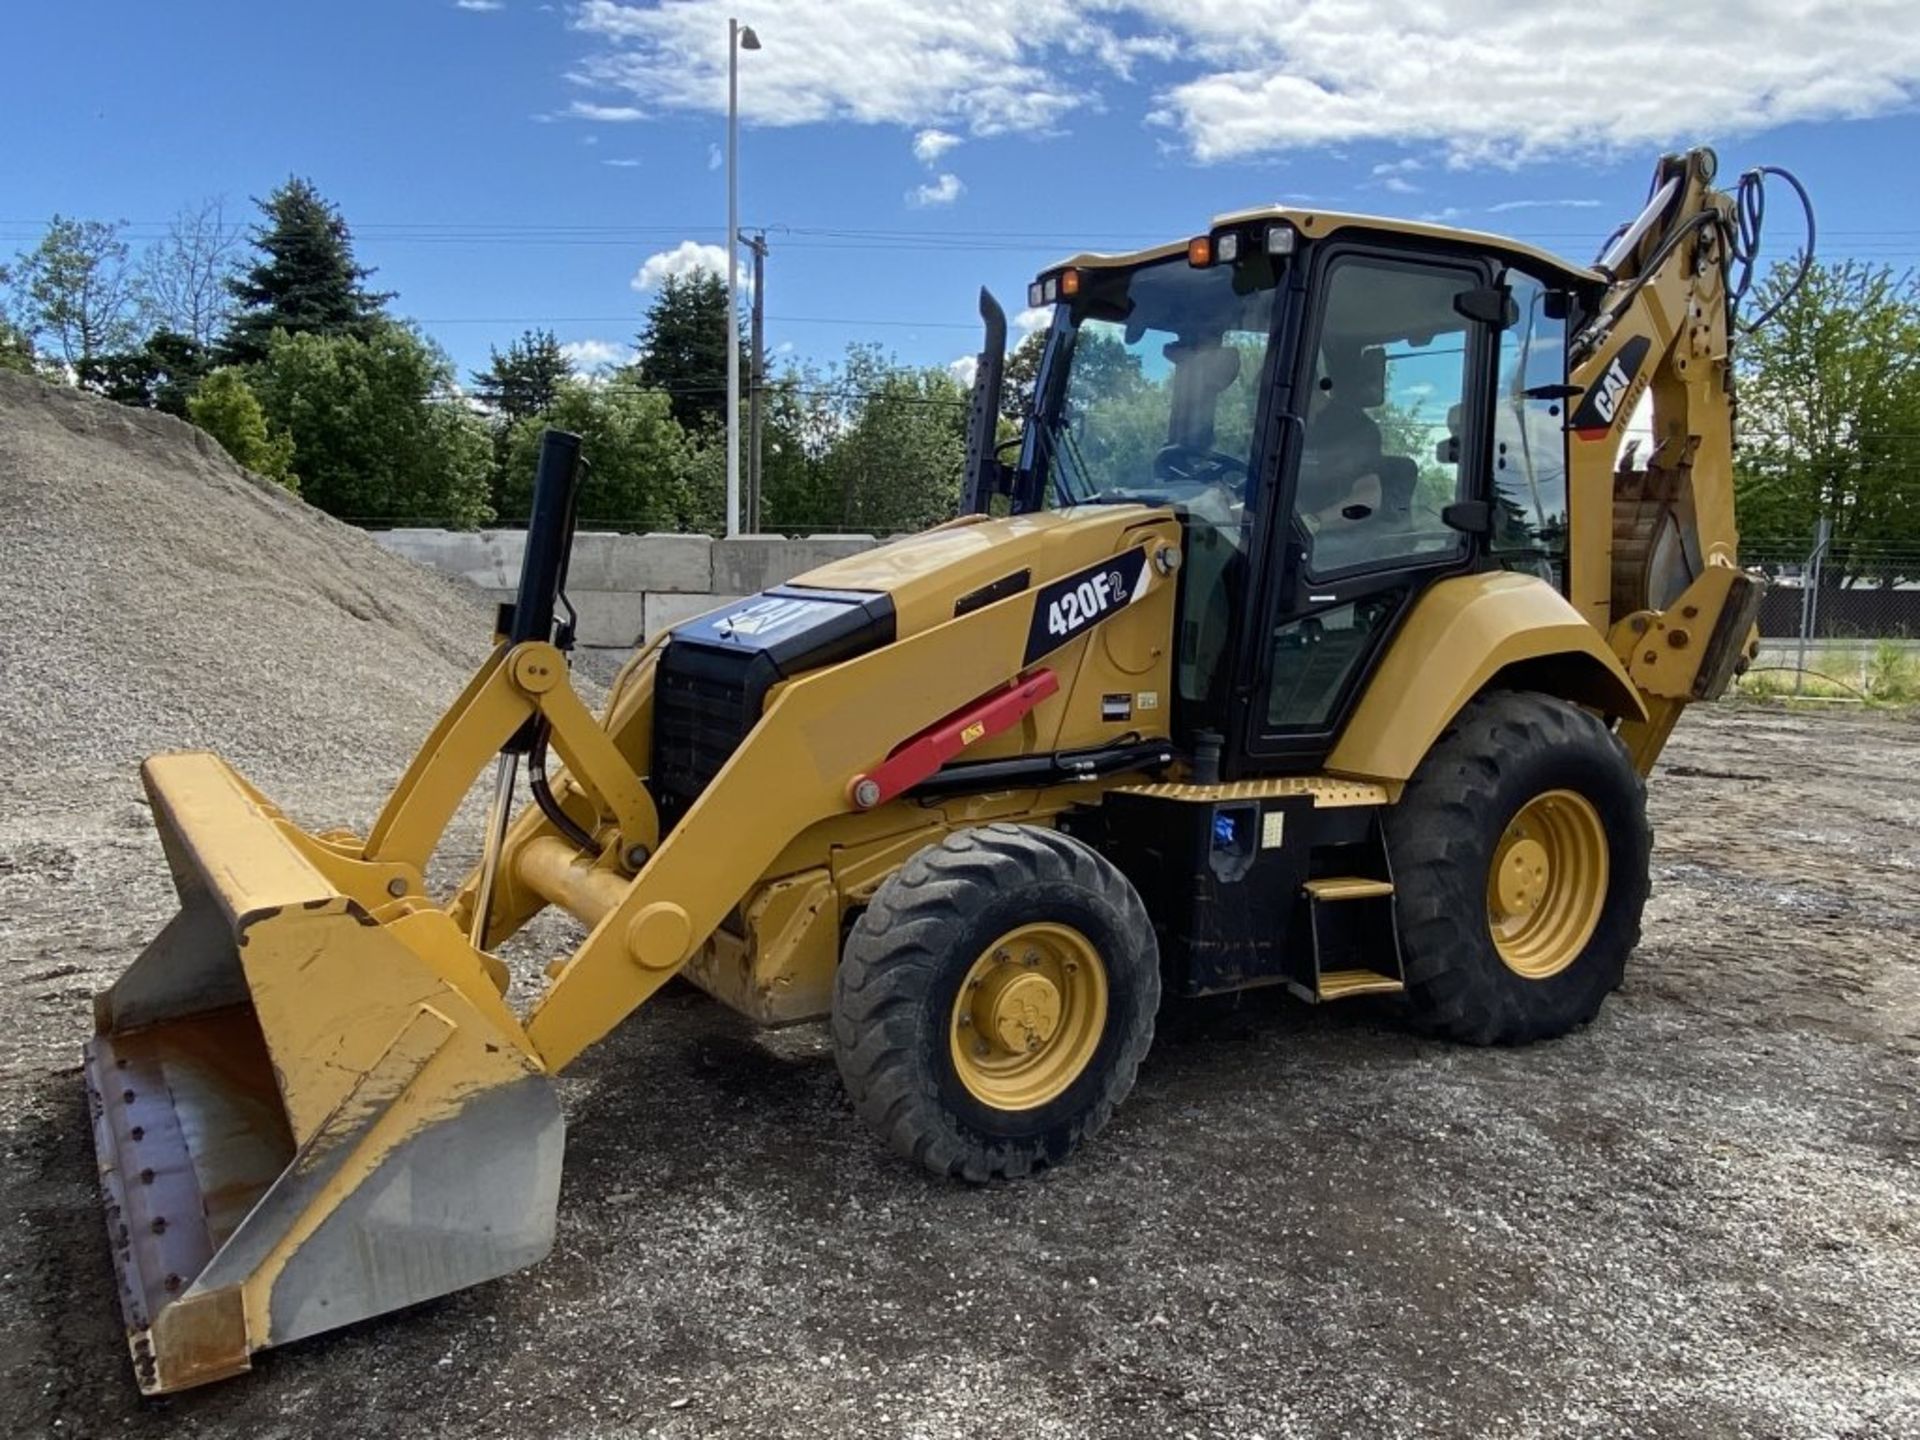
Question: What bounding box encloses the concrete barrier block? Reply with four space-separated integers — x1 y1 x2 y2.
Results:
568 532 713 594
644 591 741 639
564 589 647 649
375 528 525 590
710 535 881 595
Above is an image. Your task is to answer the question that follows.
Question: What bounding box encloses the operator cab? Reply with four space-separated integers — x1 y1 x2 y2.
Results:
1011 210 1603 777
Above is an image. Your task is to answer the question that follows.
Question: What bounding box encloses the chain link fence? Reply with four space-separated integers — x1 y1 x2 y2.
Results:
1747 551 1920 642
1741 536 1920 701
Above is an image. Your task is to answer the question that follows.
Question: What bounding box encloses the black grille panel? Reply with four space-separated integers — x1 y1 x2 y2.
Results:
651 648 759 832
648 585 897 834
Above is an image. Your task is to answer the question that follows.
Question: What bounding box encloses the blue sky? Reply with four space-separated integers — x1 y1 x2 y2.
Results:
5 1 1916 384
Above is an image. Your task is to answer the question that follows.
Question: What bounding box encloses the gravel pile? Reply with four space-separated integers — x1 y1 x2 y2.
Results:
0 372 492 800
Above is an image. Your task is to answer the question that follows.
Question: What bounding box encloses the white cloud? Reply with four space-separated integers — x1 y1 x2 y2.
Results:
1484 198 1604 213
1139 0 1920 164
1379 175 1419 195
454 0 504 10
565 99 646 122
557 0 1920 168
706 142 723 171
571 0 1099 136
908 172 964 207
912 128 962 164
948 354 979 388
602 157 642 167
1372 158 1424 177
631 239 746 290
1014 306 1052 335
561 338 633 371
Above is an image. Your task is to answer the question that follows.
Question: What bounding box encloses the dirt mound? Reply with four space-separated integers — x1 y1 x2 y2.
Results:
0 371 491 802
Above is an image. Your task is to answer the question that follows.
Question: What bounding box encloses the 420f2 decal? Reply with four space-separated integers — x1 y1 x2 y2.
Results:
1022 547 1150 665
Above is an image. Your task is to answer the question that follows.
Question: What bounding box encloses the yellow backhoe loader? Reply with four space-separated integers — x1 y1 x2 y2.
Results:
87 148 1799 1392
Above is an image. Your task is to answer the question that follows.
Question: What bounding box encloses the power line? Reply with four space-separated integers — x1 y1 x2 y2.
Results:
422 312 979 329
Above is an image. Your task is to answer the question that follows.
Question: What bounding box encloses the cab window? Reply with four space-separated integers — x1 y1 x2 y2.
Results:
1294 256 1475 577
1491 272 1571 583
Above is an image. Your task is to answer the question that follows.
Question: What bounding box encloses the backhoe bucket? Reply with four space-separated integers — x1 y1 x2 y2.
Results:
85 752 563 1394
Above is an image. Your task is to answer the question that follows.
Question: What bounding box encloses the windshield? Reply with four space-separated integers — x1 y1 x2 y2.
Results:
1032 255 1278 509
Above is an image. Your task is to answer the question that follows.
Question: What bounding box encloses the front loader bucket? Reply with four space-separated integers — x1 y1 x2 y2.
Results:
85 752 563 1394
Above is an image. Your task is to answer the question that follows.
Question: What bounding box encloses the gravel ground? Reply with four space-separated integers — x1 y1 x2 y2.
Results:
0 376 1915 1437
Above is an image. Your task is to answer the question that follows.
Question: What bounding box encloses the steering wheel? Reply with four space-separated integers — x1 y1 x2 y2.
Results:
1153 444 1246 487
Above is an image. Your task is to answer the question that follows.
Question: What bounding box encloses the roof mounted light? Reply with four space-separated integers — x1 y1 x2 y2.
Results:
1187 235 1213 268
1027 280 1045 307
1215 231 1240 264
1266 224 1297 256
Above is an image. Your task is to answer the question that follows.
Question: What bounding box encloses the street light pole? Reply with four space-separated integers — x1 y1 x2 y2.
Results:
725 18 760 539
745 230 768 533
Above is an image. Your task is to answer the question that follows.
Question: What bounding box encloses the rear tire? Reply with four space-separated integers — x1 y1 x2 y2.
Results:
831 823 1159 1182
1385 691 1651 1045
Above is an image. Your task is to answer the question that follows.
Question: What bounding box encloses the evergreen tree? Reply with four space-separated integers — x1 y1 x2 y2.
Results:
221 178 391 365
633 271 740 432
77 329 210 416
471 329 570 423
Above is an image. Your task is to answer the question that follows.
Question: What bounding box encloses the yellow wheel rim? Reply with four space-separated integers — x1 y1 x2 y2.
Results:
1486 789 1609 980
948 922 1109 1111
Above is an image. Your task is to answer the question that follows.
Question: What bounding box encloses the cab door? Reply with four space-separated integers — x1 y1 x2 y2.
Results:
1236 243 1498 771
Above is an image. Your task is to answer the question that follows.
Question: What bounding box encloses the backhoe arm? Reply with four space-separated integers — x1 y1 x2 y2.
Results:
1564 148 1764 769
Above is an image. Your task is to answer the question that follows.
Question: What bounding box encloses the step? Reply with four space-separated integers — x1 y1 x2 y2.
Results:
1303 876 1394 901
1315 969 1406 1001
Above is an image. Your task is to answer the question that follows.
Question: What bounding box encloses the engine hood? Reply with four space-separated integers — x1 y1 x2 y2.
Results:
786 505 1169 638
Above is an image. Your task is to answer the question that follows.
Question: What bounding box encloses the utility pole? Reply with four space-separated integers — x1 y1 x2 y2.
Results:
744 231 768 533
724 18 761 538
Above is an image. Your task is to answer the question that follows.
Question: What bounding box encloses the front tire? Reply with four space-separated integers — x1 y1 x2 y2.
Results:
831 824 1159 1182
1386 691 1651 1045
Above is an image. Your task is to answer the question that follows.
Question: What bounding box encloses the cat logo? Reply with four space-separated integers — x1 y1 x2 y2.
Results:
1567 334 1652 441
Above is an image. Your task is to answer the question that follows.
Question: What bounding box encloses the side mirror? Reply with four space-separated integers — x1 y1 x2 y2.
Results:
1442 500 1494 534
961 288 1011 515
1454 284 1517 328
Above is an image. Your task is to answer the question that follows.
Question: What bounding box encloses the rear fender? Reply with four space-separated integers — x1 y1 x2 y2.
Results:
1327 573 1645 784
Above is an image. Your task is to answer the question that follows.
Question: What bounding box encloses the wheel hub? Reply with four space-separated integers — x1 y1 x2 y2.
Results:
1486 790 1610 980
949 922 1108 1111
974 970 1063 1052
1496 836 1551 915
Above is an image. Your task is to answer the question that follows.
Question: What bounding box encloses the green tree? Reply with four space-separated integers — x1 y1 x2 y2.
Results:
756 367 843 532
818 345 969 533
78 329 210 416
222 178 391 365
1002 329 1047 424
1735 260 1920 581
499 381 705 531
10 215 140 368
250 323 491 527
188 367 298 488
473 329 575 512
633 270 740 432
471 329 571 422
0 265 33 373
0 324 32 374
